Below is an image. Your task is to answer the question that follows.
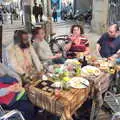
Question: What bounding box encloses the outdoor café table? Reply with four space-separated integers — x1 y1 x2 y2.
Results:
86 72 111 120
26 80 90 120
26 71 111 120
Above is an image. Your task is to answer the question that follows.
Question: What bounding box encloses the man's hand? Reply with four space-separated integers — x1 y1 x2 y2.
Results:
55 53 62 58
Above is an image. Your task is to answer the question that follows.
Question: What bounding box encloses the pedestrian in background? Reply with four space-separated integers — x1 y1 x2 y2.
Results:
38 4 43 22
33 3 39 24
52 7 57 22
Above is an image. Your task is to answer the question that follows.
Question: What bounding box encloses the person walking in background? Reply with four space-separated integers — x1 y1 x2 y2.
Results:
38 4 43 22
52 7 57 22
32 3 39 24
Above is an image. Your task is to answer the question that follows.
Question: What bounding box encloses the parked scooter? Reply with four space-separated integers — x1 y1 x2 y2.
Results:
73 9 92 25
61 9 74 20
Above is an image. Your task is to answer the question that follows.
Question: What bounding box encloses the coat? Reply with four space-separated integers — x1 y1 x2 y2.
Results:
4 44 43 75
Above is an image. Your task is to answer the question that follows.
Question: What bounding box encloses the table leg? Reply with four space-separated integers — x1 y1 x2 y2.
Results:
90 100 101 120
90 101 96 120
60 106 73 120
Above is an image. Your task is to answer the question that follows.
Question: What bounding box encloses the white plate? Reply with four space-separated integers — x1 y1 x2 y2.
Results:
69 77 89 89
81 65 101 76
51 82 63 88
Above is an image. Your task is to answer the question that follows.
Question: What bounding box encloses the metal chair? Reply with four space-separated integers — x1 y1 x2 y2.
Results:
0 105 25 120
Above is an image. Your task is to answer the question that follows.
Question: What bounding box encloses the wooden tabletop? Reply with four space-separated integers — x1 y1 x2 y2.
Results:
27 72 110 120
27 80 90 120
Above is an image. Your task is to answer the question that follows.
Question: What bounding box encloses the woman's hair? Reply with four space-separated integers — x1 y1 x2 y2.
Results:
32 27 44 37
14 30 28 45
31 27 44 42
70 24 84 35
14 30 29 48
110 23 119 32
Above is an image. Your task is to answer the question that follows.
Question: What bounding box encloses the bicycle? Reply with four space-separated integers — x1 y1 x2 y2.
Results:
49 34 70 57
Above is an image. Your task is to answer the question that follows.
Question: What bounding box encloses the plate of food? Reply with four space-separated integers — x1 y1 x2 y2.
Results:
81 65 101 76
68 77 89 88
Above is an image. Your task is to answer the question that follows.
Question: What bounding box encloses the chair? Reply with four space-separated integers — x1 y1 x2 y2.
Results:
0 105 25 120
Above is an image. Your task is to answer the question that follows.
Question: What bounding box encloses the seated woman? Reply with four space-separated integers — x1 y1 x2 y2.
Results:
0 63 36 120
32 27 65 64
4 30 43 75
66 24 90 58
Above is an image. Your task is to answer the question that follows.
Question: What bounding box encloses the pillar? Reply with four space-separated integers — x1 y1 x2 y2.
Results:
0 25 2 62
47 0 53 36
23 0 32 33
91 0 109 34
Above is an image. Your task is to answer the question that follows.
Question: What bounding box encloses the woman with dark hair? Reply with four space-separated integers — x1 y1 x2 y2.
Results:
5 30 43 75
66 24 90 58
14 30 25 45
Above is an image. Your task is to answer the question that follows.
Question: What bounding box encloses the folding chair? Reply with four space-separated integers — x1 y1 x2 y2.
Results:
0 105 25 120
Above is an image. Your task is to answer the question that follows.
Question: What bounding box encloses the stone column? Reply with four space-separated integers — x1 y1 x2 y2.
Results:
91 0 109 34
47 0 53 38
0 24 2 62
23 0 32 33
42 0 47 16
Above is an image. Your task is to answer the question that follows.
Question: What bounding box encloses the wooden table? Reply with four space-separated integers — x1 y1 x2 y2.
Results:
26 72 111 120
87 73 111 120
27 80 90 120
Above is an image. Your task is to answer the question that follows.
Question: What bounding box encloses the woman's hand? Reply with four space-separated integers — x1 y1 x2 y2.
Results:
8 83 23 93
84 47 90 55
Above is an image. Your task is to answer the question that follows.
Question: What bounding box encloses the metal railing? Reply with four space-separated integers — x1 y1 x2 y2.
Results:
0 105 25 120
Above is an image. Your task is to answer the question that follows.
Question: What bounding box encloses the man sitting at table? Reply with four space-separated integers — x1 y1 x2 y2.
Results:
32 27 65 64
4 30 43 75
96 24 120 59
0 63 36 120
